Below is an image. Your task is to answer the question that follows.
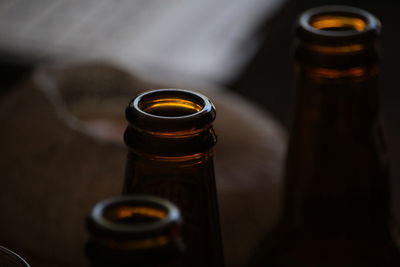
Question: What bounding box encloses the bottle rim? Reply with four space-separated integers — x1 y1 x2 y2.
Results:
125 89 216 132
87 195 182 238
297 5 381 44
0 246 30 267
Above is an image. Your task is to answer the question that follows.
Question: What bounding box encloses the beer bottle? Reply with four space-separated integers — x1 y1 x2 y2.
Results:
0 246 29 267
123 89 224 266
85 195 184 267
251 6 400 266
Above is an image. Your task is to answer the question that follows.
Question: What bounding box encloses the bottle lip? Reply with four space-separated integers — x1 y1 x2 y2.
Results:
0 246 30 267
87 195 182 239
126 89 216 132
297 5 381 45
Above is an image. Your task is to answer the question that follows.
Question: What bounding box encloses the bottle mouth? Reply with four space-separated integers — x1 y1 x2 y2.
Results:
137 91 204 118
298 6 380 44
310 14 366 32
126 89 215 132
88 195 182 240
103 200 168 224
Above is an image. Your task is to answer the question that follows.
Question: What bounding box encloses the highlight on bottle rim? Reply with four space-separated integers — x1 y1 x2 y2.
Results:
297 5 381 44
125 89 216 132
0 245 30 267
87 195 182 243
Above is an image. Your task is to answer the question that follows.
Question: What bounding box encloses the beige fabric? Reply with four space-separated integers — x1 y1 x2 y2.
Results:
0 63 286 266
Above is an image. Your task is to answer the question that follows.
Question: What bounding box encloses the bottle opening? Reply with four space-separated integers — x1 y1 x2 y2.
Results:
89 195 181 235
104 205 167 224
125 89 216 133
310 15 366 32
137 90 205 118
87 196 184 254
297 6 380 44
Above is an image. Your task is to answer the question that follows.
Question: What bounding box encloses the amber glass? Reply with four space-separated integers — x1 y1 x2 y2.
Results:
251 6 400 266
86 195 184 267
123 89 224 266
0 246 29 267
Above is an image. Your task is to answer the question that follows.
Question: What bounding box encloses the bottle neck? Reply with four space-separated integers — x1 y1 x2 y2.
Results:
123 124 217 205
124 89 217 158
123 89 224 266
124 124 217 158
284 61 391 230
123 148 223 266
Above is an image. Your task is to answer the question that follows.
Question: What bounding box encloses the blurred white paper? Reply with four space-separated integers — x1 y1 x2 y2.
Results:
0 0 284 83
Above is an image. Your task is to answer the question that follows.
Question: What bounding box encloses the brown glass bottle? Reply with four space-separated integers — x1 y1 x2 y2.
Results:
85 195 184 267
251 6 400 266
123 89 224 266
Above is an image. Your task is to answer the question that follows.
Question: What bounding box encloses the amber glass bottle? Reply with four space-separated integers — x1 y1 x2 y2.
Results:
85 195 184 267
251 6 400 266
123 89 224 266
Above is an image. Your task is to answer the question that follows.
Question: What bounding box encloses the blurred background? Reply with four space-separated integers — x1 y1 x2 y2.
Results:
1 0 400 266
2 0 400 141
